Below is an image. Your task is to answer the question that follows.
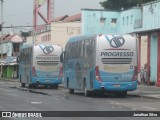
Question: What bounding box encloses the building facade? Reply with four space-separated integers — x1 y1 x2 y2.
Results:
26 13 81 49
0 34 24 78
82 0 160 86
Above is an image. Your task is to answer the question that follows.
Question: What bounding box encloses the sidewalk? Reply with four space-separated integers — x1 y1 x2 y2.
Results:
128 85 160 99
0 77 160 99
0 77 19 82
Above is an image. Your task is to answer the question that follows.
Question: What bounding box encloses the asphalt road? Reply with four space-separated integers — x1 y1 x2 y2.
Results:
0 80 160 120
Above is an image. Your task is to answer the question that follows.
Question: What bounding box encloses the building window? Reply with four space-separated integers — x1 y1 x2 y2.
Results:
127 16 129 25
13 43 20 52
123 17 125 26
131 15 133 24
48 34 51 41
111 18 117 24
41 34 51 42
100 18 106 24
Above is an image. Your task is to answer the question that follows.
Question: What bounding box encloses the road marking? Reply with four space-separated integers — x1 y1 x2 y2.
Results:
110 100 120 105
141 106 158 110
31 101 42 104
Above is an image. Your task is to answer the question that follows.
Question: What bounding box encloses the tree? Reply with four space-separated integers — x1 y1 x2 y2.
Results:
100 0 155 11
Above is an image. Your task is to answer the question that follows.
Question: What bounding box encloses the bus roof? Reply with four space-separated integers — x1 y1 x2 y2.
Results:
67 34 135 43
67 34 95 43
20 43 62 49
20 43 34 49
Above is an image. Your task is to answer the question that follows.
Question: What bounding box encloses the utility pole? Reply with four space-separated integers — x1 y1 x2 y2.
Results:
1 0 4 35
0 0 4 77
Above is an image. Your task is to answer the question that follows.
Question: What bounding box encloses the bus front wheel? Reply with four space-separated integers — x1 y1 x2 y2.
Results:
50 85 58 89
29 84 33 89
69 89 74 94
84 82 91 97
20 76 25 87
54 85 58 89
115 91 127 97
67 79 74 94
21 83 25 87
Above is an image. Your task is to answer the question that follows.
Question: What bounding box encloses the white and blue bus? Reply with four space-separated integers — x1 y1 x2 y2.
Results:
18 43 63 89
63 34 138 97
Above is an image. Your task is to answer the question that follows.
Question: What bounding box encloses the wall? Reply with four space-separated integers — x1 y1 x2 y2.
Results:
51 22 81 48
140 36 148 68
119 7 142 34
82 8 142 34
150 34 158 83
142 1 160 31
26 22 81 48
82 9 119 34
25 31 51 45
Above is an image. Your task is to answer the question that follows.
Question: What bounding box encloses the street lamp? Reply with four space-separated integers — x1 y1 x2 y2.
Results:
0 0 4 77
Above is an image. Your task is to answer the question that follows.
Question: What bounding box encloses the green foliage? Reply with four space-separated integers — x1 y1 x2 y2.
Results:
100 0 155 11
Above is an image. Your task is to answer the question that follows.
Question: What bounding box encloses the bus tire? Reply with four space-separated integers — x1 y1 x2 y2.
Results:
51 85 58 89
67 78 74 94
115 91 127 97
67 78 69 88
54 85 58 89
84 81 90 97
21 83 25 87
69 89 74 94
29 84 33 89
20 76 25 87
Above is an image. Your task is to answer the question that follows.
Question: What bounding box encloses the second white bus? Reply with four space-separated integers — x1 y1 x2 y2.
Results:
63 34 138 97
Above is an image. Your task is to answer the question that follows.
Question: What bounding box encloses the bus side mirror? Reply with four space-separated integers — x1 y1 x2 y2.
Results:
17 56 20 63
60 51 66 63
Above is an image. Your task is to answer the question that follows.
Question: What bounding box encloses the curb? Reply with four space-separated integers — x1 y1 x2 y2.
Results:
0 78 19 82
128 93 160 100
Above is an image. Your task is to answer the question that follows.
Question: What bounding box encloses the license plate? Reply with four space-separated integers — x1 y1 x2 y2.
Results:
114 84 120 87
45 80 50 82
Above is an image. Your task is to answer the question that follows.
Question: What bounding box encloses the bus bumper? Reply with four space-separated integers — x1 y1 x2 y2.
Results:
93 80 137 91
32 78 62 85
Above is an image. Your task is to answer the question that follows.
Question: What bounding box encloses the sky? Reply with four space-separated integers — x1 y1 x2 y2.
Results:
0 0 103 34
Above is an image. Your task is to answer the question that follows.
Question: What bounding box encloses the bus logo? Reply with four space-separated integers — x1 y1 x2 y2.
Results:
39 45 54 54
110 36 125 48
105 36 125 48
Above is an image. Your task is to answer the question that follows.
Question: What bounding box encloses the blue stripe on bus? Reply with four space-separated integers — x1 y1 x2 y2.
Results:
105 36 111 43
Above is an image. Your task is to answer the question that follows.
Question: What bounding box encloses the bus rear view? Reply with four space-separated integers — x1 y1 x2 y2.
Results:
95 34 138 97
18 44 63 89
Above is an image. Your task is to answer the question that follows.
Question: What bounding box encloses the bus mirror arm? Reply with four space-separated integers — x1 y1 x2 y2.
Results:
60 51 66 63
17 56 20 63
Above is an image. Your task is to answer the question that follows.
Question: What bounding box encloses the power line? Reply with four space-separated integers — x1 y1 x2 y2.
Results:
1 26 34 28
0 13 32 18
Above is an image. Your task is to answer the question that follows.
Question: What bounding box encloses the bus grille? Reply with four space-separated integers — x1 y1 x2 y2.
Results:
101 58 132 64
37 61 59 64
